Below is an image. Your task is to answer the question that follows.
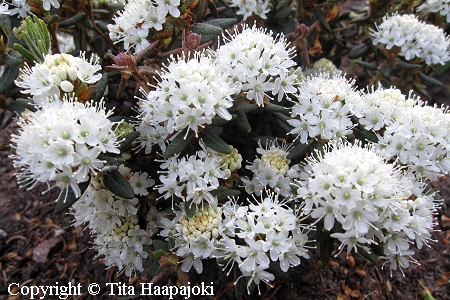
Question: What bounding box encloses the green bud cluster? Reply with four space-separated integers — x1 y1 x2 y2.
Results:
114 122 135 138
219 145 243 178
309 58 340 77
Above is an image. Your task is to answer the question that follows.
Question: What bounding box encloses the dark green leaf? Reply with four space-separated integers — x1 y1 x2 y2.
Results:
418 72 443 88
59 13 87 28
94 20 109 32
276 0 293 10
204 18 237 29
234 266 248 298
153 239 169 252
164 128 194 159
16 98 38 112
102 168 135 199
118 131 139 152
267 261 290 280
191 23 222 35
1 113 14 130
381 65 392 77
355 60 377 71
286 141 314 160
348 44 367 59
3 50 22 66
239 102 258 113
210 114 234 126
210 186 228 196
233 110 251 133
199 130 231 154
273 7 294 21
434 60 450 75
184 201 196 218
97 154 125 166
356 245 378 265
264 103 289 114
54 177 90 214
353 127 378 143
92 72 108 101
151 250 166 260
396 60 421 70
319 234 334 265
215 189 240 201
0 65 20 94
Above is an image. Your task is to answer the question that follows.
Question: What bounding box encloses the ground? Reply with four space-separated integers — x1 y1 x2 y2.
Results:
0 108 449 300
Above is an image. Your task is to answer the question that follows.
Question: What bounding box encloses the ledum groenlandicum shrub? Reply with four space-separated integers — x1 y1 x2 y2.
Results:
1 0 450 296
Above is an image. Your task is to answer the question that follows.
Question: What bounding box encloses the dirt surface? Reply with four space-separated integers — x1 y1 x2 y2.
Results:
0 107 449 300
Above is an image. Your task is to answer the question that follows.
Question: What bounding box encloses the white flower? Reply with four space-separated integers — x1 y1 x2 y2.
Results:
288 73 359 143
417 0 450 23
0 0 31 17
216 24 297 106
228 0 271 20
10 97 119 199
371 13 450 65
129 172 155 196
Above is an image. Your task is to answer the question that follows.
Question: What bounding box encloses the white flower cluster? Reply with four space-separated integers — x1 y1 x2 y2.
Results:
216 24 297 105
137 52 236 153
108 0 180 53
157 142 227 206
351 86 450 181
10 97 120 199
0 0 60 18
242 141 299 197
217 194 310 292
417 0 450 22
297 141 437 274
161 205 223 274
15 53 102 105
71 166 156 277
228 0 271 20
371 13 450 65
218 145 243 179
288 74 358 144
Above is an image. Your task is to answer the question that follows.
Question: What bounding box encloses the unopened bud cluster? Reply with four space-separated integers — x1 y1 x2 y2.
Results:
15 53 102 105
306 58 341 77
176 206 223 243
219 145 243 178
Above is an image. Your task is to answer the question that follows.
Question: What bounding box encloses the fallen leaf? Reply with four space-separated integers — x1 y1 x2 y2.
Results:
45 217 54 225
356 265 367 277
347 255 355 268
337 295 347 300
14 213 21 221
386 281 392 294
32 237 62 263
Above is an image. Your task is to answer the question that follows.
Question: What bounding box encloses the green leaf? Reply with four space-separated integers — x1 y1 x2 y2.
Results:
356 245 378 265
16 98 38 112
14 43 36 62
184 201 196 218
2 50 23 66
199 130 231 154
163 128 194 159
267 261 290 280
151 250 166 260
286 141 314 160
190 23 222 35
210 114 234 126
239 102 258 113
94 20 110 32
210 186 228 196
97 154 125 166
233 110 251 133
58 13 87 28
204 18 237 30
355 60 377 71
234 266 248 298
264 103 289 114
54 177 90 214
276 0 293 10
215 189 240 201
102 168 135 199
0 65 20 94
418 72 443 88
348 44 368 59
92 72 108 101
153 239 169 252
319 234 334 265
273 7 294 21
396 60 421 70
434 60 450 75
117 131 139 152
353 127 378 143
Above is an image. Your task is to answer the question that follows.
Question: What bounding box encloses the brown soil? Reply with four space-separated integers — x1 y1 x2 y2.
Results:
0 109 449 300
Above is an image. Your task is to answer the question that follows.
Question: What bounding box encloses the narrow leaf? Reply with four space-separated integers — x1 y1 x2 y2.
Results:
92 72 108 101
216 189 240 201
418 72 443 88
2 50 23 66
117 131 139 152
102 168 135 199
273 7 294 21
319 234 334 265
59 13 87 28
264 103 289 114
348 44 368 59
163 129 194 159
16 98 38 112
355 60 377 71
190 23 222 35
0 65 20 94
54 178 90 214
153 239 169 252
356 245 378 265
14 43 36 62
204 18 237 30
199 130 231 154
234 110 251 133
286 141 314 160
184 201 196 218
